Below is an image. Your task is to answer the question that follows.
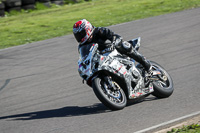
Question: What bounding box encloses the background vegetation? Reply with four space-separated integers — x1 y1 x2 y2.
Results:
0 0 200 49
167 123 200 133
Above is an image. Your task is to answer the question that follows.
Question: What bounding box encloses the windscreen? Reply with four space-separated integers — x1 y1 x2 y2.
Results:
78 43 94 60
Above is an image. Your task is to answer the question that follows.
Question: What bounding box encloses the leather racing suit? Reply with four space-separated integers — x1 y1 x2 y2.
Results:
78 27 151 71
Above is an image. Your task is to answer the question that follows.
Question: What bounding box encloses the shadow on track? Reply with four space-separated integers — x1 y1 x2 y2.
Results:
127 95 158 106
0 96 158 121
0 103 109 121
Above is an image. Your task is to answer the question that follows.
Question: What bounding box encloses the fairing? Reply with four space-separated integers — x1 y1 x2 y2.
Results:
78 38 154 99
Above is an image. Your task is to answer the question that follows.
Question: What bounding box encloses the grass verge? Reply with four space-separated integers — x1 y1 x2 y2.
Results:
167 124 200 133
0 0 200 49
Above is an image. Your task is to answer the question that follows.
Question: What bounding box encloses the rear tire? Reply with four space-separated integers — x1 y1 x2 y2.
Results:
151 61 174 98
92 75 127 111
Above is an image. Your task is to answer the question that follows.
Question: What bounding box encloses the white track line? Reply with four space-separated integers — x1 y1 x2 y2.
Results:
135 111 200 133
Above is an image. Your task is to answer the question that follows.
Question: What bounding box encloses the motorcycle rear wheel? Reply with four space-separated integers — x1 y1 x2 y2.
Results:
151 61 174 98
92 75 127 111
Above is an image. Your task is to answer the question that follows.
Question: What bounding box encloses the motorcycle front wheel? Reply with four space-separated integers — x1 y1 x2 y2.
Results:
92 75 127 111
150 61 174 98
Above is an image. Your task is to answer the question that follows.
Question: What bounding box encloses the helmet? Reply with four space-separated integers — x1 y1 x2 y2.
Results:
73 19 94 45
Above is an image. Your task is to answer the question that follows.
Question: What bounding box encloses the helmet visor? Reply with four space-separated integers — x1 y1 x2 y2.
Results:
74 29 86 43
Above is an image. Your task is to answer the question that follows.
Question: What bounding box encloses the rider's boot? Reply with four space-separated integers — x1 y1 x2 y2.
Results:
127 49 152 72
127 49 153 87
115 40 153 78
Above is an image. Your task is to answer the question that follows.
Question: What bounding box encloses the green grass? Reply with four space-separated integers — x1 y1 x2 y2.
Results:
167 123 200 133
0 0 200 49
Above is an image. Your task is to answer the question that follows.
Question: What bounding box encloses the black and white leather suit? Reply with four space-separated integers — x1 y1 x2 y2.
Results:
78 27 151 71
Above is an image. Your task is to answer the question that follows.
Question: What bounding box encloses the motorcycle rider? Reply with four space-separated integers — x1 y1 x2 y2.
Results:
73 19 152 75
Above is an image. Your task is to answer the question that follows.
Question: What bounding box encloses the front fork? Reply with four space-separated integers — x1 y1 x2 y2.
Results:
104 76 119 91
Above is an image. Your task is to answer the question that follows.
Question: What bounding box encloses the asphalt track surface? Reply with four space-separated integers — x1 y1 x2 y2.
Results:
0 8 200 133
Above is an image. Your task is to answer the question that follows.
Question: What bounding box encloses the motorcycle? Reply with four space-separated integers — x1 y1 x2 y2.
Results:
78 37 174 110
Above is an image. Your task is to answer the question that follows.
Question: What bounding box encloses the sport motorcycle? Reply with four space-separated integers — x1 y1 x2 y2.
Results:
78 37 173 110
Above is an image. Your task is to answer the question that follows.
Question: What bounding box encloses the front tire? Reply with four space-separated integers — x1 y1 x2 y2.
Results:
151 61 174 98
92 75 127 111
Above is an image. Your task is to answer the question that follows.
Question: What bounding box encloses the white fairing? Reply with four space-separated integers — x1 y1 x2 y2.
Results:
78 38 154 99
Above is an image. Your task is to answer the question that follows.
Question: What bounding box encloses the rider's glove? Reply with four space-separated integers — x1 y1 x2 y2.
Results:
101 45 115 54
113 37 123 49
108 44 115 51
